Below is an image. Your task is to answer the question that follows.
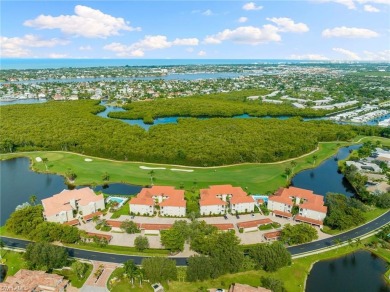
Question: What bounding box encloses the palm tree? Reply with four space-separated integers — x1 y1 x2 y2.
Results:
136 269 144 287
290 161 297 173
0 239 4 262
312 155 318 166
284 167 292 183
347 238 353 250
102 172 110 183
333 238 342 252
354 237 362 247
42 157 49 171
92 215 99 224
29 195 37 206
148 170 155 186
124 260 138 287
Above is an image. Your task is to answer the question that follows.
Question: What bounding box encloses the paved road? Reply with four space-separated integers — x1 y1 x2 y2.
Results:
287 210 390 255
1 211 389 266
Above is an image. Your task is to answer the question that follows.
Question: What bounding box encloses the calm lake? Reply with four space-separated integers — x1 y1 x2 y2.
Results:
0 158 141 225
306 250 390 292
291 145 359 197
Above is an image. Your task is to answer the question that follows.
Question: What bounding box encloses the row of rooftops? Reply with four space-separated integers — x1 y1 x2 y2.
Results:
129 186 186 207
42 187 104 217
200 185 255 206
129 184 255 208
270 186 327 214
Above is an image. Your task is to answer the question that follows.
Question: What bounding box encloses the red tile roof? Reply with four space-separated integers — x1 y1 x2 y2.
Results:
295 215 324 226
129 186 185 208
200 185 254 206
83 211 103 221
106 220 141 228
237 218 272 229
211 223 235 230
86 232 112 241
42 187 104 217
140 223 172 230
63 219 79 226
272 210 293 218
269 187 327 215
0 269 68 292
263 231 281 240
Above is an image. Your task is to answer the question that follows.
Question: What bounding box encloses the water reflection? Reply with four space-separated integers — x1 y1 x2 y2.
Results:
306 250 390 292
0 158 141 225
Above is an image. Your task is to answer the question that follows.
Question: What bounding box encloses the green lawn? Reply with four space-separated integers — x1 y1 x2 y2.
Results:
107 235 390 292
0 139 373 194
64 242 170 256
111 203 130 219
0 250 27 276
53 262 93 288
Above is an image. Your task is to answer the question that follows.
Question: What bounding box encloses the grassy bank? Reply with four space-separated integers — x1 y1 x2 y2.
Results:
109 236 390 292
53 262 93 288
0 139 364 194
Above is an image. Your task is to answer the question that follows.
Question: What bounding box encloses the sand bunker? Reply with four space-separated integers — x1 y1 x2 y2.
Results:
171 168 194 172
139 166 166 170
84 158 93 162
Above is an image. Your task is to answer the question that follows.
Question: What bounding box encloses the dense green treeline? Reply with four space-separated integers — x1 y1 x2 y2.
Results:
109 90 332 120
0 100 384 166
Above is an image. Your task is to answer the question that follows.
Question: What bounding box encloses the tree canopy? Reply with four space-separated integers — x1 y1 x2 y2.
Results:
24 242 68 271
324 193 366 230
247 242 291 272
0 100 384 166
280 223 318 245
141 257 177 283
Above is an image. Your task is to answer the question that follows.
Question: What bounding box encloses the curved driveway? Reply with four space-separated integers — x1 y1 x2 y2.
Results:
1 211 389 266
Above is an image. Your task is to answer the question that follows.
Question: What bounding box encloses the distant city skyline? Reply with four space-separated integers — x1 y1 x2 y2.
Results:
1 1 389 60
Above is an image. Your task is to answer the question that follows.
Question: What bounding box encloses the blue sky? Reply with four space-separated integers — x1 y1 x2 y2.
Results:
1 0 389 60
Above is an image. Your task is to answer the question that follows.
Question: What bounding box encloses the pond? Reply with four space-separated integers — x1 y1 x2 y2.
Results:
96 103 322 130
291 145 360 197
0 158 141 225
306 250 390 292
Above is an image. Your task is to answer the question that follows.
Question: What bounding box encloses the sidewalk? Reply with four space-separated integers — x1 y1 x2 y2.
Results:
80 261 118 292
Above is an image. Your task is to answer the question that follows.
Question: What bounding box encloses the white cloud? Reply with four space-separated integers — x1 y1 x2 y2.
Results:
79 45 92 51
0 34 69 57
238 17 249 23
356 0 390 4
266 17 309 33
242 2 263 10
172 38 199 46
314 0 389 9
48 53 68 58
363 4 381 11
24 5 140 38
363 50 390 60
313 0 357 9
290 54 329 60
322 26 379 38
104 35 199 57
333 48 361 60
198 50 207 56
203 25 281 45
202 9 214 16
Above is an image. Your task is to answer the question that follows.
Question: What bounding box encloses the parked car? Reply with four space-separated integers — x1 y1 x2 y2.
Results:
224 214 228 220
251 213 255 217
236 214 240 219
